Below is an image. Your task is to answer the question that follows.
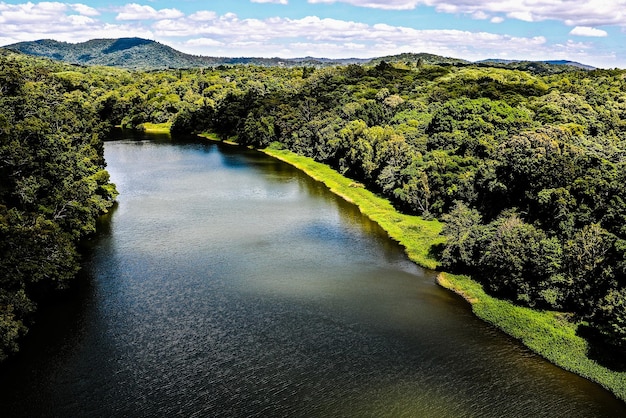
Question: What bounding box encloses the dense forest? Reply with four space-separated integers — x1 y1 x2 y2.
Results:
0 51 117 361
2 48 626 367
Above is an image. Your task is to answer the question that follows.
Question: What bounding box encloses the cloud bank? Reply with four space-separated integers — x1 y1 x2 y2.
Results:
307 0 626 27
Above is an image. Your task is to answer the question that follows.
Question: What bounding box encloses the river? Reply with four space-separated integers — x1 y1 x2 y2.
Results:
0 133 624 417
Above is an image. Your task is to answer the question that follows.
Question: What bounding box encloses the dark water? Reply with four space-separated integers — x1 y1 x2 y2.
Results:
1 134 624 417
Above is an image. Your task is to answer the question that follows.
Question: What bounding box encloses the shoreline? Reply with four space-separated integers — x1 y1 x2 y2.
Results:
197 134 626 402
259 146 626 403
262 147 444 271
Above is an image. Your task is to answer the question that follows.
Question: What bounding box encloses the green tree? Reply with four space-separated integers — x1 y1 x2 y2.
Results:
440 201 484 271
591 287 626 350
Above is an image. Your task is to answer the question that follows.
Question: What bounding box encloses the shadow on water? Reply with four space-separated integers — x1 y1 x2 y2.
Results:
105 127 172 143
0 262 95 395
0 202 123 409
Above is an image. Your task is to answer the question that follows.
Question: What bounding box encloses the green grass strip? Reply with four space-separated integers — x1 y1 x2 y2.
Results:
140 122 172 133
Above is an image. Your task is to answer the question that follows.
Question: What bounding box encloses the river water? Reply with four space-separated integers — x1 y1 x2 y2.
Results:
0 134 624 417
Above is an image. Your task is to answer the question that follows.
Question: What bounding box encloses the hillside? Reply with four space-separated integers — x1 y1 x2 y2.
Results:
3 38 370 69
369 52 470 66
6 37 589 71
479 58 595 72
4 38 193 69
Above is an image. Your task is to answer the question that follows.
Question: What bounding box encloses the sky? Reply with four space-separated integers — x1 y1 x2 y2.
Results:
1 1 626 68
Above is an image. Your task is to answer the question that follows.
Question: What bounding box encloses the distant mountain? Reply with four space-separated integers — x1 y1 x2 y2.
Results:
3 38 595 71
5 38 191 69
370 52 470 66
542 60 596 70
479 58 595 71
3 38 370 69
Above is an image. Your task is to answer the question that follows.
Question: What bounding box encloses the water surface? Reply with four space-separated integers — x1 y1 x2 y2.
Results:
1 134 624 417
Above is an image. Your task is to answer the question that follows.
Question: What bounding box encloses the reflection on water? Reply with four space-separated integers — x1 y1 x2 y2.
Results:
0 135 624 417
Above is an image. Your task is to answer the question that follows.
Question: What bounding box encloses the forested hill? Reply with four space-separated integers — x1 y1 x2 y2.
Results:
4 38 594 72
5 38 226 69
3 38 370 69
478 58 595 71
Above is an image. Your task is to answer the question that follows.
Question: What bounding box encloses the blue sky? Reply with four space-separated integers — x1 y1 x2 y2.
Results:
0 0 625 68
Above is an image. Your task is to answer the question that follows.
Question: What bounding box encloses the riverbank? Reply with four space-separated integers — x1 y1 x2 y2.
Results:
139 122 172 134
192 132 625 402
259 146 626 403
262 147 443 270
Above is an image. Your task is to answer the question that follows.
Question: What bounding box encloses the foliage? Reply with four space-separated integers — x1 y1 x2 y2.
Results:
0 52 117 360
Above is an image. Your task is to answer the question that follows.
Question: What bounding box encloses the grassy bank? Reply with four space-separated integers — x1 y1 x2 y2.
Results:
140 122 172 134
260 147 626 402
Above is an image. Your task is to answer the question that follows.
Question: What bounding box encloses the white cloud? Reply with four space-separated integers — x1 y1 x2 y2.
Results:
189 11 218 22
71 3 99 16
308 0 421 11
251 0 288 4
569 26 608 37
0 2 68 24
185 38 225 47
307 0 626 27
507 11 534 22
116 3 184 21
66 14 94 25
471 11 489 20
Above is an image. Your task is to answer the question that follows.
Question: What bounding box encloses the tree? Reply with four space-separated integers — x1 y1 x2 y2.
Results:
440 201 484 271
591 287 626 350
563 223 615 311
478 213 561 305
